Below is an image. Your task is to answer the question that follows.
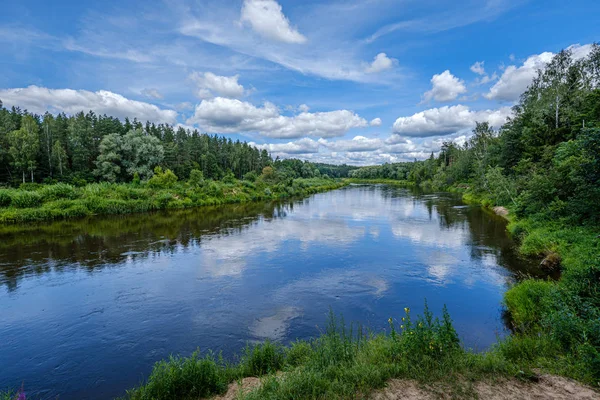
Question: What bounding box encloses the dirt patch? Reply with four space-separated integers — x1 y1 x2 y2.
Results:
372 375 600 399
212 377 262 400
492 206 509 218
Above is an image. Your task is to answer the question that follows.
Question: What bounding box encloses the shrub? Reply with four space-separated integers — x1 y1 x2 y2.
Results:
188 169 205 188
0 190 11 207
40 183 77 201
243 171 258 182
11 191 42 208
222 172 236 184
127 351 229 400
504 280 559 331
132 172 141 186
241 341 285 376
147 167 178 189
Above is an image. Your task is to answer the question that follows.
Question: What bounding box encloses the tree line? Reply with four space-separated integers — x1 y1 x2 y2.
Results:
0 107 277 185
350 44 600 225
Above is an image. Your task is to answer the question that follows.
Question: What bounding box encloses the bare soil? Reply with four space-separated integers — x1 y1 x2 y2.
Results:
372 375 600 399
209 374 599 399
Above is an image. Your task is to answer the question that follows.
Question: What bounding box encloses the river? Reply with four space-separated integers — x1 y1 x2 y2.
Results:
0 184 540 399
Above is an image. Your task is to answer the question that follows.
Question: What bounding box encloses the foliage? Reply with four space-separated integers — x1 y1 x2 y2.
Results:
147 167 178 189
124 304 517 400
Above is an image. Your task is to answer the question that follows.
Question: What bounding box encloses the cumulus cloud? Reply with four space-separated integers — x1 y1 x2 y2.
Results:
486 44 593 101
470 61 485 75
240 0 307 44
485 52 553 101
0 86 178 124
392 105 513 137
186 97 368 138
365 53 396 74
298 104 310 112
423 70 467 102
141 88 164 99
189 71 246 99
319 136 383 152
250 138 320 154
370 117 382 127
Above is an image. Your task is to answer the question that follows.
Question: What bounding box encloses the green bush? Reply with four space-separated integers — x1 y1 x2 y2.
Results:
188 169 205 188
241 341 285 376
147 167 178 189
243 171 258 182
0 190 11 207
504 280 559 331
11 191 42 208
126 351 230 400
40 183 77 201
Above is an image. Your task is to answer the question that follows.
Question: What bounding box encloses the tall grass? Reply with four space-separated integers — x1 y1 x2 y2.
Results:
123 304 523 400
0 178 348 224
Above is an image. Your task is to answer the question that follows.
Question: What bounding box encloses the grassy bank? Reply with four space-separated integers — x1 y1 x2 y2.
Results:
0 176 346 224
446 185 600 387
344 178 416 187
122 305 520 400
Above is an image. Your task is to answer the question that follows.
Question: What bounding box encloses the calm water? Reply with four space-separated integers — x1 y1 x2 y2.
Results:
0 185 539 399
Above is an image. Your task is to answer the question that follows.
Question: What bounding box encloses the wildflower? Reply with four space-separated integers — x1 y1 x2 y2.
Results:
16 385 26 400
388 317 393 325
404 307 410 313
402 317 405 321
400 325 404 329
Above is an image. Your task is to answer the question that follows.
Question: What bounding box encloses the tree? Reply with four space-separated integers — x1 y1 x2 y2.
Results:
94 133 123 182
8 115 40 183
121 129 164 180
51 140 67 177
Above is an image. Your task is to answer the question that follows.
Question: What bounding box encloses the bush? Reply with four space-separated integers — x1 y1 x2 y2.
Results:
188 169 205 188
222 172 236 184
241 341 285 376
11 191 42 208
243 171 258 182
0 190 11 207
127 351 230 400
147 167 178 189
40 183 77 201
504 280 559 331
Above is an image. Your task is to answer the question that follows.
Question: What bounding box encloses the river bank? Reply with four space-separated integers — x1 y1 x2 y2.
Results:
0 177 346 224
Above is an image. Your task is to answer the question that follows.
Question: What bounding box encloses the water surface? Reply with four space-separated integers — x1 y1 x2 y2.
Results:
0 185 538 399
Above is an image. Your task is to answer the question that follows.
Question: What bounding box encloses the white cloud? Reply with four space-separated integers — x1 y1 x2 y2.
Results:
423 70 467 102
240 0 307 44
365 53 395 74
370 117 382 127
298 104 310 112
470 61 485 75
474 72 498 86
392 104 513 137
319 136 383 152
189 71 246 99
0 86 178 124
141 88 164 99
186 97 368 138
485 45 593 101
485 52 553 101
250 138 320 154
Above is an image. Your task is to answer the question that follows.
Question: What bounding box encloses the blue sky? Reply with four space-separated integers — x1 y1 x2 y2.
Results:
1 0 598 165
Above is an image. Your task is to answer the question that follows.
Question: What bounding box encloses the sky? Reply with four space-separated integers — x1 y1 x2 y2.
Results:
0 0 598 165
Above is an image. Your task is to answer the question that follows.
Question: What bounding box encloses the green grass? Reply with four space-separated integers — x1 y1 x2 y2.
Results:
123 304 523 400
344 178 416 187
0 178 347 224
454 187 600 388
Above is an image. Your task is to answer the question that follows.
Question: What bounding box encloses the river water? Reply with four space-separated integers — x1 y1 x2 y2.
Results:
0 184 539 399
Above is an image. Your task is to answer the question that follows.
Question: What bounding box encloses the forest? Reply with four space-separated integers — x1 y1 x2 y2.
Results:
350 44 600 226
0 105 345 185
349 44 600 386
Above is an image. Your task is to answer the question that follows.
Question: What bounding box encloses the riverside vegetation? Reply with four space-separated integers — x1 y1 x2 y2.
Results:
122 44 600 399
2 45 600 399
